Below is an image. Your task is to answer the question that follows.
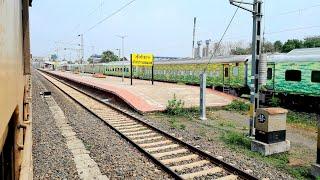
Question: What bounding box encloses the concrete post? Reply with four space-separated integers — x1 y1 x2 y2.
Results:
200 72 206 120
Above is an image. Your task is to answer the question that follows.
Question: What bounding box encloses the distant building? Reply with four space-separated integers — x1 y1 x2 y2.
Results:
32 56 45 62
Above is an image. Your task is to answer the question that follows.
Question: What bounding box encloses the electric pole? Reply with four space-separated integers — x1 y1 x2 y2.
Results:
229 0 263 137
116 48 121 61
117 35 127 82
192 17 197 59
78 34 84 64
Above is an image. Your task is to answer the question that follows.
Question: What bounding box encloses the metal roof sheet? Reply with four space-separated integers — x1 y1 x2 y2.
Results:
287 47 320 55
267 54 320 62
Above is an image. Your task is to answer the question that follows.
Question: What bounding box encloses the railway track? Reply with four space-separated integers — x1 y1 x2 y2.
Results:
38 70 258 180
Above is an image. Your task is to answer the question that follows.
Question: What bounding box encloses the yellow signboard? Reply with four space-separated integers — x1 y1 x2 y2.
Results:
132 53 154 67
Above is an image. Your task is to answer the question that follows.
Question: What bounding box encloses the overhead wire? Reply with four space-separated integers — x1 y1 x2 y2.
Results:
69 0 108 34
277 4 320 16
202 2 241 73
56 0 108 48
265 25 320 35
83 0 137 34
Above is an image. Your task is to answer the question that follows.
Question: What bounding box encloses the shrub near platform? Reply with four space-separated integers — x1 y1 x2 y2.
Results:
224 100 249 112
165 94 185 116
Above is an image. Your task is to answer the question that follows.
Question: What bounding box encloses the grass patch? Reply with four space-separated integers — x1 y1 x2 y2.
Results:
168 117 186 130
287 111 318 128
220 131 251 149
224 100 249 112
219 122 236 128
220 130 313 179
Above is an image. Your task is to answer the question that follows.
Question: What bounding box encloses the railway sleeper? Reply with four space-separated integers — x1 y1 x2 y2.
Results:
215 174 238 180
133 136 163 143
116 124 142 130
145 144 179 152
104 120 127 124
138 140 172 148
169 159 210 172
112 122 138 127
152 149 188 158
127 132 158 139
118 127 147 133
180 167 222 179
161 154 199 165
123 129 152 136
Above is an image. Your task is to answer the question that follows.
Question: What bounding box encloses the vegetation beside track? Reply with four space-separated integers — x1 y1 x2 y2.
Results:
150 98 317 179
287 111 318 129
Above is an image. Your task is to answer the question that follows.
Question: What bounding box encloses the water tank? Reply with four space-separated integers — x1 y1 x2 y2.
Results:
259 54 267 86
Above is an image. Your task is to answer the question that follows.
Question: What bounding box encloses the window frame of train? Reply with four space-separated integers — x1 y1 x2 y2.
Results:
267 68 273 80
311 70 320 83
285 70 301 82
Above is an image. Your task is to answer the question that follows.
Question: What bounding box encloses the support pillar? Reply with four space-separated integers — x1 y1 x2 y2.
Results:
200 72 206 120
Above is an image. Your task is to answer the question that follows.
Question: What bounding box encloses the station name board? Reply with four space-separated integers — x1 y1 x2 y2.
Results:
131 53 154 67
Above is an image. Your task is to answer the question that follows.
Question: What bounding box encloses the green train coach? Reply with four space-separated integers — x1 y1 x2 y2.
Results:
65 49 320 108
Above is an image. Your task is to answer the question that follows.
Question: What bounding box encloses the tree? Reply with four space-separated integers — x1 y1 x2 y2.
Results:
304 36 320 48
273 41 283 52
281 39 303 53
230 47 251 55
87 57 93 64
263 41 274 53
101 50 119 62
51 54 58 61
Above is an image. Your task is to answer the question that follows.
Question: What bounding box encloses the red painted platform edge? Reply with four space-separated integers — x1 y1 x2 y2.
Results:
43 70 161 113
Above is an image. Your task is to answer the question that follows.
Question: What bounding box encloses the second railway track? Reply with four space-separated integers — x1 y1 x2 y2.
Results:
38 70 258 180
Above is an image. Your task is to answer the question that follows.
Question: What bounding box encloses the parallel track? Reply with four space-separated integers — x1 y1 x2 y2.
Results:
38 70 258 180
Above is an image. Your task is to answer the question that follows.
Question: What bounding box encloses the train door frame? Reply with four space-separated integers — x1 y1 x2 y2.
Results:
267 63 275 90
223 64 231 86
0 110 18 180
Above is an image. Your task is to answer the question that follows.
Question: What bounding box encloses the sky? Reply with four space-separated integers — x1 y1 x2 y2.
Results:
30 0 320 60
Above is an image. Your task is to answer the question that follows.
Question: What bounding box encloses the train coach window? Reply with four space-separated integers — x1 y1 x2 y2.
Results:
267 68 273 80
224 67 229 77
285 70 301 82
311 71 320 83
233 67 239 76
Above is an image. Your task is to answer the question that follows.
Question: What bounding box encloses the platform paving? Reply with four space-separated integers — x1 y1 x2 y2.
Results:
46 70 235 113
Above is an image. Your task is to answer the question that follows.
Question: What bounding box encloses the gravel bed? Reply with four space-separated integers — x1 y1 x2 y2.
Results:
32 72 79 179
143 115 294 180
36 71 171 179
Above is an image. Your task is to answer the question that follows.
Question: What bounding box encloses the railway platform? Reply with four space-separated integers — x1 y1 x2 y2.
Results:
43 70 236 113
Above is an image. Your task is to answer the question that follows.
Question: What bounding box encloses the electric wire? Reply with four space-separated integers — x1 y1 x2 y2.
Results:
83 0 137 34
265 25 320 35
58 1 108 43
202 3 241 73
274 4 320 16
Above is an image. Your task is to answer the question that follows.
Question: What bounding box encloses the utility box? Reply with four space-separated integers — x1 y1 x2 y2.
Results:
255 108 287 144
251 107 290 156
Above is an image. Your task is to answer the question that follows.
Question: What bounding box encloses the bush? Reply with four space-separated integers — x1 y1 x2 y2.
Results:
270 96 280 107
166 94 185 115
220 131 251 149
225 100 249 112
